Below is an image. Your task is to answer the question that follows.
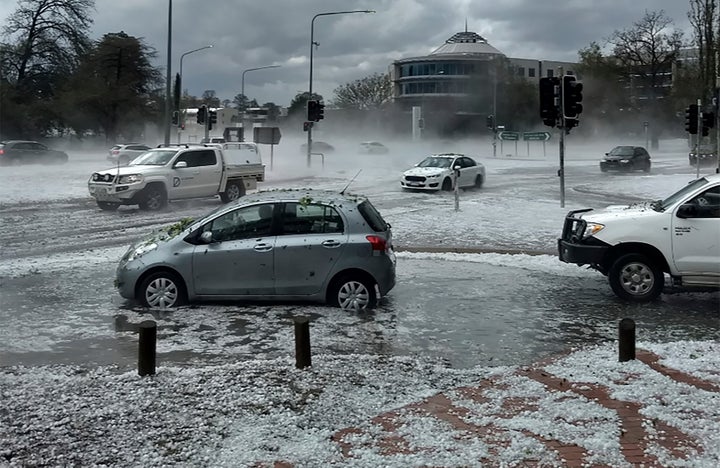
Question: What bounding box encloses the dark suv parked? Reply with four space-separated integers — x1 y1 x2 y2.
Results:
0 140 68 166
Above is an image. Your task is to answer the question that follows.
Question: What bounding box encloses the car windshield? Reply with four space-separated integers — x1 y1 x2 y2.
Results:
653 177 710 211
417 157 452 168
608 147 634 157
129 149 178 166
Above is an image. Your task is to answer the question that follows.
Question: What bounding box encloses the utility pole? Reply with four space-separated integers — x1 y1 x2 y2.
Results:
558 67 565 208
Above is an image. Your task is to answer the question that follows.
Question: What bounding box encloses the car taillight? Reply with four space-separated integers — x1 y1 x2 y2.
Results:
112 150 120 155
0 149 4 155
366 235 387 254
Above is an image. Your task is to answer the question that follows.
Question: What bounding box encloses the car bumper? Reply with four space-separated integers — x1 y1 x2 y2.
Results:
558 238 609 265
400 179 441 190
600 161 634 171
88 183 142 203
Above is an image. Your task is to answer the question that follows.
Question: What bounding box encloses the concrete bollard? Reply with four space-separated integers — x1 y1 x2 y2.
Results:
138 320 157 376
294 316 311 369
618 318 636 362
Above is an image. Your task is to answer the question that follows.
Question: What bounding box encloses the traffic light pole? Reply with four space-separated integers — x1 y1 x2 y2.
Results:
697 98 702 179
558 67 566 208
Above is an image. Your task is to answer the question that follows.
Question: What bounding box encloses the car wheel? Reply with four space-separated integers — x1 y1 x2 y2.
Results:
329 274 377 310
608 253 663 302
138 271 186 308
139 185 167 211
643 161 651 172
474 174 484 188
97 201 120 211
441 178 453 191
220 181 246 203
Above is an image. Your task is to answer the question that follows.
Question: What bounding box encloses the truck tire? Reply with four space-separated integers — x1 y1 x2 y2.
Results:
139 184 167 211
608 253 663 302
220 181 246 203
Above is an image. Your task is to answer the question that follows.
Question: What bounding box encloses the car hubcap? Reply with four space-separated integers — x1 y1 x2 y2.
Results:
145 277 178 308
228 185 240 200
619 262 654 296
338 281 369 310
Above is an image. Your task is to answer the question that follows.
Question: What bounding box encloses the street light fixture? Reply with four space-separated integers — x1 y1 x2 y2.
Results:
240 65 281 141
306 9 375 167
176 45 213 142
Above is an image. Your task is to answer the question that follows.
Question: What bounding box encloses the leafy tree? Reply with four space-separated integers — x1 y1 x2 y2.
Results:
261 102 281 122
232 93 250 110
202 89 221 108
0 0 95 138
59 31 162 142
331 72 391 109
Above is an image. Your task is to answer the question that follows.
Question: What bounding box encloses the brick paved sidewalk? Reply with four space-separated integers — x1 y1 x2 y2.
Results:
330 349 720 467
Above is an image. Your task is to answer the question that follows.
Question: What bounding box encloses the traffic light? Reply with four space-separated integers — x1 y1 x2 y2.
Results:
307 100 318 121
307 100 325 122
685 105 698 134
303 121 313 132
539 76 560 128
702 111 714 136
208 110 217 130
486 115 495 130
562 74 583 119
197 105 207 124
171 111 179 126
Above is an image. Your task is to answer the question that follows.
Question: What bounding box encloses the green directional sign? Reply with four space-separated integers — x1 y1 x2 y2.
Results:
523 132 551 141
498 131 520 141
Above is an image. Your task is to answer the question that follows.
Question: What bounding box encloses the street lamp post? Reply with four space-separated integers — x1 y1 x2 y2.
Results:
178 45 213 142
241 65 281 141
307 10 374 167
163 0 173 146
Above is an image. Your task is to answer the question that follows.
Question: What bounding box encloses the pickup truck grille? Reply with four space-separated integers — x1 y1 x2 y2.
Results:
560 209 594 243
91 173 116 183
405 175 425 182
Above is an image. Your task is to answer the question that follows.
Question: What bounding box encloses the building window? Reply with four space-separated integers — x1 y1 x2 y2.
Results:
517 67 525 77
528 68 536 77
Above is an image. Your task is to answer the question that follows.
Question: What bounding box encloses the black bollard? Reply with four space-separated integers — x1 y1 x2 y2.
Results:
294 316 311 369
618 318 636 362
138 320 157 376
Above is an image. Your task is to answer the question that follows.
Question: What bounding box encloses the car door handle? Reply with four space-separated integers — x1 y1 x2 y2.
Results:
321 240 341 248
254 243 273 252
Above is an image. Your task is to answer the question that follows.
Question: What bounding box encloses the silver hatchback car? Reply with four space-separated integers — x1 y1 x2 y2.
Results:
116 190 396 310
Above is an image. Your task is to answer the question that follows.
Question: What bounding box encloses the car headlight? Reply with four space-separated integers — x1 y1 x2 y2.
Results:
118 174 143 184
124 242 157 262
426 174 440 178
583 222 605 239
620 159 630 163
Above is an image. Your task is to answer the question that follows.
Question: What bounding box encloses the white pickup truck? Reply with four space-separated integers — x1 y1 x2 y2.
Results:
558 173 720 301
88 142 265 211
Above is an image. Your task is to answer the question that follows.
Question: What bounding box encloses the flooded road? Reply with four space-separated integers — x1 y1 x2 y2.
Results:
0 141 717 368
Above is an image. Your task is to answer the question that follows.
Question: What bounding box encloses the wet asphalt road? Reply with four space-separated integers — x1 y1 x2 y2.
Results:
0 142 717 368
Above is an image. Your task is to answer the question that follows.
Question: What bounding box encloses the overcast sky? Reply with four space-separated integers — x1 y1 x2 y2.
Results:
1 0 694 107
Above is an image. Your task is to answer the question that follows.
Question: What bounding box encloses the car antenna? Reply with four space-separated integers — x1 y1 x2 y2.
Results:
340 170 361 195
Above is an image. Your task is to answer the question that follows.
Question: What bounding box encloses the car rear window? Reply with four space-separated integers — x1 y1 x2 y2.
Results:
357 200 389 232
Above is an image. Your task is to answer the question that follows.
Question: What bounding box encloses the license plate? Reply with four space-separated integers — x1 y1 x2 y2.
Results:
407 182 421 187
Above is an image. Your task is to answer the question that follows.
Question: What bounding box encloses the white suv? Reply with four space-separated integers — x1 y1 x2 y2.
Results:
108 144 151 166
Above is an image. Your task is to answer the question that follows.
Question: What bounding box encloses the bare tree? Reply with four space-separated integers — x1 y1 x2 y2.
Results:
2 0 94 89
332 72 391 110
688 0 717 101
608 10 683 145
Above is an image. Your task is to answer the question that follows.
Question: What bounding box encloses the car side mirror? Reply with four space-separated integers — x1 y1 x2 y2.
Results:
174 161 188 168
199 231 214 243
453 164 461 170
676 203 697 219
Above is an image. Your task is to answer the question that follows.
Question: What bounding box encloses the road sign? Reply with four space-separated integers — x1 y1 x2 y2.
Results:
498 131 520 141
523 132 551 141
